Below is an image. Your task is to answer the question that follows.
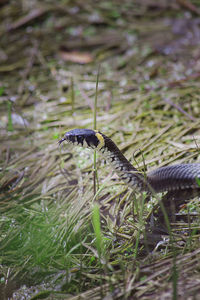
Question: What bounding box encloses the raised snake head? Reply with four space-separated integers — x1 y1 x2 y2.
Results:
59 128 105 150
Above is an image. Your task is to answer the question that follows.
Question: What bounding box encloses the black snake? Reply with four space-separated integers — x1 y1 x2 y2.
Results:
59 129 200 206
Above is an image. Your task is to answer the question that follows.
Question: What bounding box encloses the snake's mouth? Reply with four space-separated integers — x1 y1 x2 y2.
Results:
58 138 65 145
59 128 103 149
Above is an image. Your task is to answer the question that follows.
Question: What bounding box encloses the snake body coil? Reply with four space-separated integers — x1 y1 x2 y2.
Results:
59 129 200 197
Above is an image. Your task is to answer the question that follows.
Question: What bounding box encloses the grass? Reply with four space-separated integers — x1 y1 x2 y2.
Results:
0 199 90 280
1 90 200 298
1 1 200 299
93 64 100 196
7 100 13 132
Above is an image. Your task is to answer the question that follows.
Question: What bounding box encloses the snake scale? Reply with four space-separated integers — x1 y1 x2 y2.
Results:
59 129 200 206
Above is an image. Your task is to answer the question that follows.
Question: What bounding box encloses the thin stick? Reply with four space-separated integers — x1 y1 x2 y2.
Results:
71 76 75 115
93 65 100 197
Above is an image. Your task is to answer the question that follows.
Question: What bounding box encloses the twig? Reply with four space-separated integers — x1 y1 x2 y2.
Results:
18 40 38 95
164 98 196 121
176 0 200 15
7 7 49 31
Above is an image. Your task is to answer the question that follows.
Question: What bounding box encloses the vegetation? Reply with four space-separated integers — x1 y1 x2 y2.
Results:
0 0 200 299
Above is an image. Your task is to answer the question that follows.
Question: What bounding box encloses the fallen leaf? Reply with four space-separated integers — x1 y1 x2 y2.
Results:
59 50 93 64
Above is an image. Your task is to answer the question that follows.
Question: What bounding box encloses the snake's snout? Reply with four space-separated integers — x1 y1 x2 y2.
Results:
59 131 78 145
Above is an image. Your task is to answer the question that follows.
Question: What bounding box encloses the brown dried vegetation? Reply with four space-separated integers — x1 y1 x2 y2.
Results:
0 0 200 299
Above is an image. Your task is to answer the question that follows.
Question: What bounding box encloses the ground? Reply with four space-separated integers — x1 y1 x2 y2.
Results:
0 0 200 299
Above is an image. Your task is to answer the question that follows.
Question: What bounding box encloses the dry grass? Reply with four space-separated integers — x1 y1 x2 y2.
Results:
0 0 200 299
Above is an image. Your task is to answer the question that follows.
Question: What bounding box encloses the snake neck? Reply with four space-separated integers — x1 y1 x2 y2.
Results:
99 134 149 192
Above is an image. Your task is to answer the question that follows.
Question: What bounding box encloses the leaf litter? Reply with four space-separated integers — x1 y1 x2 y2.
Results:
0 0 200 299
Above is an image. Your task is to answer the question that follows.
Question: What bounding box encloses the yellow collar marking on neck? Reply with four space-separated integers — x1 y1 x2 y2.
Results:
95 131 105 149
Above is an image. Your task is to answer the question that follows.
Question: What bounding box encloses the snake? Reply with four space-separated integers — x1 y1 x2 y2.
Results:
59 129 200 206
